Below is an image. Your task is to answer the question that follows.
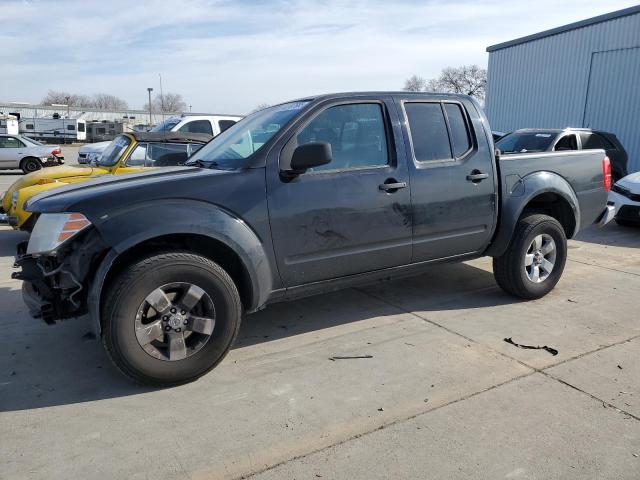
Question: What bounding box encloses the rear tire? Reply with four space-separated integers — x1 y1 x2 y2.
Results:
21 157 42 174
493 214 567 299
102 252 242 387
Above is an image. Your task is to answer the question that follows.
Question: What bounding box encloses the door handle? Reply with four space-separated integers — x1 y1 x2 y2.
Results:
466 171 489 183
379 181 408 192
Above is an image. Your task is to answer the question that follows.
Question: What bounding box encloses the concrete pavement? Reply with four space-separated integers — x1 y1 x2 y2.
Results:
0 205 638 479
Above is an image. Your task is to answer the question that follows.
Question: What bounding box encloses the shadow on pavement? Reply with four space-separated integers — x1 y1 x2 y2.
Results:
0 260 508 412
575 223 639 248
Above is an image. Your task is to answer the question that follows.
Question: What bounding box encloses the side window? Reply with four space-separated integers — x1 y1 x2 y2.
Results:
0 137 23 148
126 144 147 166
179 120 213 135
188 143 204 157
218 120 236 133
295 103 389 171
444 103 472 157
555 134 578 151
67 124 75 131
77 123 85 132
146 143 190 167
25 124 34 130
404 103 452 162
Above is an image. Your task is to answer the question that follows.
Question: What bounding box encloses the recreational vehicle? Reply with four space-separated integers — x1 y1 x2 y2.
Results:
18 118 87 143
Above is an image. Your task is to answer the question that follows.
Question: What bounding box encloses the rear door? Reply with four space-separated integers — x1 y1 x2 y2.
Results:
0 136 25 167
267 97 412 286
396 97 497 262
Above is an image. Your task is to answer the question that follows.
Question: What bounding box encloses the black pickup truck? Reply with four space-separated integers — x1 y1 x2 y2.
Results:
14 92 614 386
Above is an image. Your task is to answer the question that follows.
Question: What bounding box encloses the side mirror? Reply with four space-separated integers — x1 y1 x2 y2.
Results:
288 142 332 174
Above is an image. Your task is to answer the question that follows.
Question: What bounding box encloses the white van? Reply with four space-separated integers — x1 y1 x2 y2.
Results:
150 115 242 136
19 118 87 143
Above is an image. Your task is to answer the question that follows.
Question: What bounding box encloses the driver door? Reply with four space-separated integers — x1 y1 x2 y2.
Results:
266 99 412 287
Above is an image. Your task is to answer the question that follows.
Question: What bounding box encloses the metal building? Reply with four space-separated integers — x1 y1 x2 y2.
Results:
485 5 640 172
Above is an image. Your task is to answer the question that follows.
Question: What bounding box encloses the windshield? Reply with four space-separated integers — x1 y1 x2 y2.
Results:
97 135 132 166
496 132 556 153
150 118 181 132
186 101 310 168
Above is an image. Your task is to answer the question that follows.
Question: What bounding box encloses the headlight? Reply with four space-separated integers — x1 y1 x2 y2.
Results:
27 213 91 255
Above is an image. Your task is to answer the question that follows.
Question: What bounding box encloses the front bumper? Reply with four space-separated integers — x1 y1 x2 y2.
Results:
607 190 640 224
13 241 87 324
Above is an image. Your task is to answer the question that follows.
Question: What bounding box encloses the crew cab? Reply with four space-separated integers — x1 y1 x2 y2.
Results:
13 92 612 386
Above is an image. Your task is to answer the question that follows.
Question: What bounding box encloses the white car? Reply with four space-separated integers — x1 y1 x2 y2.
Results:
150 115 242 136
77 141 111 164
0 134 64 173
608 172 640 227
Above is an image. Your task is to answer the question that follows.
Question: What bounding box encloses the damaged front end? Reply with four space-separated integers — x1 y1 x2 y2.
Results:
12 214 107 324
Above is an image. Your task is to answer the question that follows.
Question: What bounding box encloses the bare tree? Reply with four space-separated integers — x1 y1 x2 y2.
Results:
41 90 92 107
403 75 427 92
250 103 270 113
145 92 187 113
41 90 129 109
426 65 487 101
92 93 128 110
403 65 487 101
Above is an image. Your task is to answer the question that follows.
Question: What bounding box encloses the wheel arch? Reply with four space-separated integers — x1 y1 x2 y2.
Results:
86 202 275 334
486 171 579 257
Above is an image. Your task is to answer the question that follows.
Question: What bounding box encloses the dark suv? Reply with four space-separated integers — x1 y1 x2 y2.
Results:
496 128 628 181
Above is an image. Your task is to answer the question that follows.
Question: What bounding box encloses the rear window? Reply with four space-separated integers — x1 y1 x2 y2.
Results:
404 103 452 162
580 132 616 150
444 103 472 157
179 120 213 135
218 119 236 133
496 132 555 153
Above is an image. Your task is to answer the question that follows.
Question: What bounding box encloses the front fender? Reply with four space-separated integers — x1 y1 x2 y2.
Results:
86 199 274 333
485 171 580 257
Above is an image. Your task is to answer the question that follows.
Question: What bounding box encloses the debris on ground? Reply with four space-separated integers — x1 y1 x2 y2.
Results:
503 337 558 356
378 407 384 412
329 355 373 361
567 299 578 303
618 365 623 369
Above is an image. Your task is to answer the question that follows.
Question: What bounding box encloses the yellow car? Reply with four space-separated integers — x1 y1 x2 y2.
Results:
0 132 211 230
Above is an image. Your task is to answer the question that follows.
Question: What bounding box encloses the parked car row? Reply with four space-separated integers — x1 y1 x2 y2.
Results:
9 91 614 386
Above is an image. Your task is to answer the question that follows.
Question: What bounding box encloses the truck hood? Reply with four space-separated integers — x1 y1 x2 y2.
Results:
2 165 104 212
25 166 231 215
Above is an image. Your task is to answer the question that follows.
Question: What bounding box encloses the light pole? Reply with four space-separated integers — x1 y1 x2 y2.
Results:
147 87 153 127
64 96 70 145
189 105 192 112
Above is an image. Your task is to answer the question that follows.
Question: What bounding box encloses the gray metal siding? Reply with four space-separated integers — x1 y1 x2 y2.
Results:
486 12 640 172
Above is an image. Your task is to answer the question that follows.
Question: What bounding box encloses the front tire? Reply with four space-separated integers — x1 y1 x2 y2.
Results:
21 157 43 174
493 214 567 299
102 252 242 387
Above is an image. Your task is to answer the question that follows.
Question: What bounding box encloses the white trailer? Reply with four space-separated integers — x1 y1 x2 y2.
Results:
18 117 87 143
0 114 19 135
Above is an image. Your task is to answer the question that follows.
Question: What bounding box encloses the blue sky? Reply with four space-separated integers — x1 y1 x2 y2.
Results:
1 0 637 114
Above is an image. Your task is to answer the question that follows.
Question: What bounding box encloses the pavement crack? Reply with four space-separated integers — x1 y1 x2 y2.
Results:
568 258 640 277
541 370 640 422
239 370 536 479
